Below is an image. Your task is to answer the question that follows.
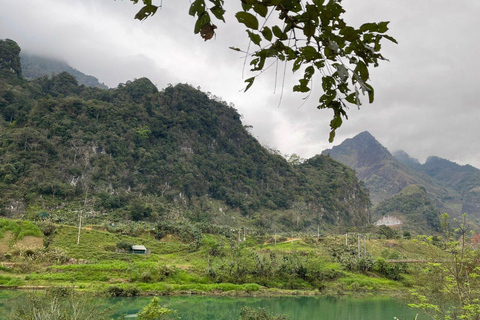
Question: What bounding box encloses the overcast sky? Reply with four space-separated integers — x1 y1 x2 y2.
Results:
1 0 479 168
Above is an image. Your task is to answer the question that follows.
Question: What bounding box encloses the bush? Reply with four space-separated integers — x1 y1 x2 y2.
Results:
137 297 179 320
116 240 132 251
105 285 139 297
374 258 404 281
36 220 56 236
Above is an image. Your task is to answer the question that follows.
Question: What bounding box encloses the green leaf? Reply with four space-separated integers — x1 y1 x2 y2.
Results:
236 12 259 30
335 64 349 82
359 23 378 33
378 21 390 33
330 115 342 129
293 85 310 93
355 61 369 82
247 30 262 46
253 3 268 18
304 22 316 38
292 58 302 72
383 34 398 44
261 27 273 42
210 6 226 22
244 77 255 92
305 65 315 79
189 0 206 17
340 26 359 42
345 92 358 105
229 47 241 52
328 130 336 143
301 46 319 61
194 12 211 34
263 0 283 5
365 83 374 103
272 26 283 39
322 76 335 92
134 5 158 21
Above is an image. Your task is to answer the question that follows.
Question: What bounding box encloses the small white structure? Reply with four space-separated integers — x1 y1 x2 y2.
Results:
131 245 147 254
374 215 402 227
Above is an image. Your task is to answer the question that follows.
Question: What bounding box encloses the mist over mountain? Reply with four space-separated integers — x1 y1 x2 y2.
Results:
20 52 107 89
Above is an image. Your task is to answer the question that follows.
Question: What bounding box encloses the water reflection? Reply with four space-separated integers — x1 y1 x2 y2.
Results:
105 295 420 320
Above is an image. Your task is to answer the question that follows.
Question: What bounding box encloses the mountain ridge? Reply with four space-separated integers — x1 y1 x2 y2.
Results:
322 131 480 229
0 39 371 231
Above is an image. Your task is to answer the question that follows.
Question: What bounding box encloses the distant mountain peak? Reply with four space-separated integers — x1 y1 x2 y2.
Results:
322 131 391 170
355 131 375 140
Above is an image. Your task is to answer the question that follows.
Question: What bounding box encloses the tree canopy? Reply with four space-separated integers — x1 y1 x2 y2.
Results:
128 0 396 141
0 39 22 79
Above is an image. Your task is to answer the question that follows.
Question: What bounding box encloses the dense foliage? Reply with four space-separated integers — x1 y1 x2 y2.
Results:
0 39 22 79
409 215 480 320
0 40 370 230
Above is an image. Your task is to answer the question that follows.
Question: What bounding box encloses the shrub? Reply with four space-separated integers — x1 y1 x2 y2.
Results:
137 297 178 320
116 240 132 251
36 220 56 236
105 285 139 297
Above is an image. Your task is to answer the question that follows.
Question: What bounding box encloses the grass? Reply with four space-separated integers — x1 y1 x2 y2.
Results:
0 219 42 240
337 272 403 291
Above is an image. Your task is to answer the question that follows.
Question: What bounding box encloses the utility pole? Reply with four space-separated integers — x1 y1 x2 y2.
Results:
364 235 367 256
77 211 82 245
274 229 276 246
357 234 361 257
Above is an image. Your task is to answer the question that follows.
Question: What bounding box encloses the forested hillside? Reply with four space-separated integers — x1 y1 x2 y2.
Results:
373 185 441 232
0 39 371 231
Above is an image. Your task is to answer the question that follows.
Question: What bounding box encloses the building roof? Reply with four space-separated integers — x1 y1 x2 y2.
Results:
131 245 147 251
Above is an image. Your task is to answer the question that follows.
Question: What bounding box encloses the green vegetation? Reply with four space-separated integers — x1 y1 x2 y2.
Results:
373 185 441 233
0 39 21 79
408 215 480 320
0 218 42 240
138 297 178 320
0 218 449 296
8 287 110 320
